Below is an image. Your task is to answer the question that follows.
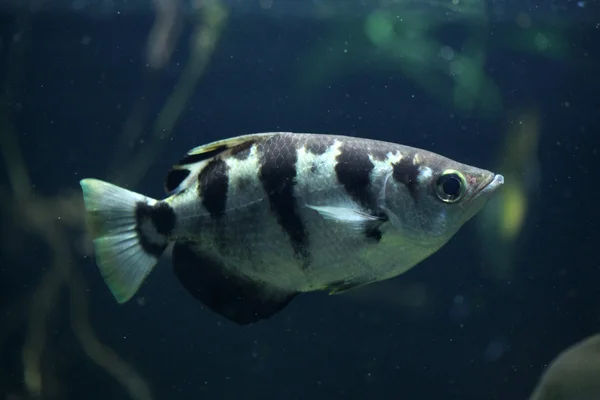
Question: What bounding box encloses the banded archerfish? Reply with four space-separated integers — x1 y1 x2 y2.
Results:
79 132 504 325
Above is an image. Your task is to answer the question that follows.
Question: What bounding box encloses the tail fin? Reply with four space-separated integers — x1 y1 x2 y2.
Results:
79 178 170 303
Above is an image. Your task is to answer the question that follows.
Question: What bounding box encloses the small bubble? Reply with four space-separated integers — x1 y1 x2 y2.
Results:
534 33 550 51
72 0 86 10
515 12 531 28
439 45 454 61
259 0 273 9
449 60 464 75
450 295 470 320
484 337 508 362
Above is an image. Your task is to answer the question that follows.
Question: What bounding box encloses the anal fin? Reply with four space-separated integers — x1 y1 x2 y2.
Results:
172 241 297 325
327 279 374 295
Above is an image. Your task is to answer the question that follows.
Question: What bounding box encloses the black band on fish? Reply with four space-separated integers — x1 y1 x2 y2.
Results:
392 158 421 200
164 168 191 193
165 141 237 195
335 145 375 210
134 201 175 257
230 140 256 160
199 158 230 220
364 211 388 242
335 143 376 210
334 142 386 241
259 135 310 267
304 135 336 156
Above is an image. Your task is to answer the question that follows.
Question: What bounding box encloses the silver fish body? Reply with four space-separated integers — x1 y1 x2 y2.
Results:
80 132 504 325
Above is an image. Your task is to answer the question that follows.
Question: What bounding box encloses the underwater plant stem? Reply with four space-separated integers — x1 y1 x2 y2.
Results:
22 224 71 397
114 0 229 187
147 0 184 70
69 261 154 400
0 13 32 202
2 5 158 399
0 123 31 201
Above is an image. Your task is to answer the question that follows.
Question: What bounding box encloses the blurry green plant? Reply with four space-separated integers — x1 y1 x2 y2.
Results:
295 0 570 118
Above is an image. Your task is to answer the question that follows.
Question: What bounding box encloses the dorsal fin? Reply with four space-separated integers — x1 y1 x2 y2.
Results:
163 132 278 195
177 144 228 166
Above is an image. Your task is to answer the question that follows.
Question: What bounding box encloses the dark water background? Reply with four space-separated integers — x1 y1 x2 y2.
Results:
1 1 599 399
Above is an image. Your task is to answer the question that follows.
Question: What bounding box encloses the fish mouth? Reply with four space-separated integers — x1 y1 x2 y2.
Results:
473 173 504 198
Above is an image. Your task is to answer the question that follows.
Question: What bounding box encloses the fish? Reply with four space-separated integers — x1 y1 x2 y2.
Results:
529 333 600 400
79 132 504 325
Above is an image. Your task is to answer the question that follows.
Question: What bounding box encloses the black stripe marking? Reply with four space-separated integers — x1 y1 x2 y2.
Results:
364 211 388 242
152 202 177 234
335 143 376 211
392 158 420 200
231 140 256 160
135 202 175 257
335 142 387 242
164 168 191 193
259 135 310 266
305 135 335 156
177 145 228 166
198 158 230 219
336 136 393 162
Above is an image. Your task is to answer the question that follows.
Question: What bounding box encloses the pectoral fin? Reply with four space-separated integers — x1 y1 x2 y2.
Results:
307 204 388 242
307 205 384 227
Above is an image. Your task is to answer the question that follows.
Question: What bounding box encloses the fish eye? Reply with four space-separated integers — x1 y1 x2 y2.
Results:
434 170 466 203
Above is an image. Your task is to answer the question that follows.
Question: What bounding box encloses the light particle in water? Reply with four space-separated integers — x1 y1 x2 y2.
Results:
259 0 273 9
440 46 454 61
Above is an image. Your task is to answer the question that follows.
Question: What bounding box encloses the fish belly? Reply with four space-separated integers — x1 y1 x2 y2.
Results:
173 191 404 293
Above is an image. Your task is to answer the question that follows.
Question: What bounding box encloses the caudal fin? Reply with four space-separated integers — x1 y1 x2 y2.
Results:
79 178 170 303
